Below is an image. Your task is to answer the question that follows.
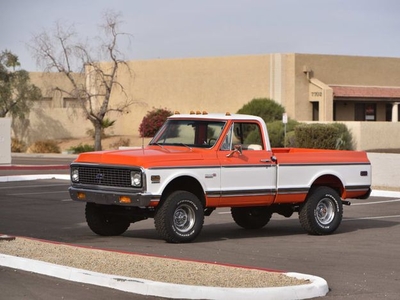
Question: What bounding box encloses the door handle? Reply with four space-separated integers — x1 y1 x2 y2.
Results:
260 156 277 163
260 159 271 163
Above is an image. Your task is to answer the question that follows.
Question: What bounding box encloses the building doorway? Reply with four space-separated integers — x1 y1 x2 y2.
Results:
355 103 376 121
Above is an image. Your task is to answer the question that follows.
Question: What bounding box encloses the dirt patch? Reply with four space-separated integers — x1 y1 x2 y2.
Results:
0 237 309 288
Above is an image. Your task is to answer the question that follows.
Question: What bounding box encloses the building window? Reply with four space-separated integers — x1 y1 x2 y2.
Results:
312 102 319 121
63 97 80 108
32 97 53 109
386 104 392 121
355 103 376 121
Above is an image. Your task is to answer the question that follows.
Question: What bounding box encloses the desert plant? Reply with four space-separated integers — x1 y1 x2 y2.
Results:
11 138 26 153
139 108 173 138
28 140 61 153
86 118 116 138
68 144 95 154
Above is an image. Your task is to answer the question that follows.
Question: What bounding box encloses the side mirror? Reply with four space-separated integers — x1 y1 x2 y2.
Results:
226 144 243 157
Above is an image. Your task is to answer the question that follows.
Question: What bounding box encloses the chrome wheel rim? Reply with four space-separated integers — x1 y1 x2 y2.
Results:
173 204 195 233
315 198 335 225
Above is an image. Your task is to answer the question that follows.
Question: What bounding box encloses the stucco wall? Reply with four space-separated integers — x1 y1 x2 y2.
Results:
21 53 400 151
0 118 11 164
293 54 400 122
343 121 400 150
13 72 89 143
294 54 400 86
111 55 273 136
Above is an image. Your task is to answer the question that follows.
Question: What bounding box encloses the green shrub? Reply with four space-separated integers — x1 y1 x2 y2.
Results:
295 123 353 150
11 138 26 153
333 123 354 150
237 98 300 147
237 98 285 123
68 144 95 154
28 140 61 153
139 108 173 138
267 119 300 147
285 131 297 147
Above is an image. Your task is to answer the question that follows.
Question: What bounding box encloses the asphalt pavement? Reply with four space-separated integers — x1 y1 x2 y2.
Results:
1 151 400 300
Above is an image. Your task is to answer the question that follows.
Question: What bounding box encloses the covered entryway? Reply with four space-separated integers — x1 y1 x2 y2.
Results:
331 85 400 122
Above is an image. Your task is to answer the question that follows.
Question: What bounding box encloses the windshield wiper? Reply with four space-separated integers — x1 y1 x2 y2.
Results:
174 143 192 150
150 142 165 149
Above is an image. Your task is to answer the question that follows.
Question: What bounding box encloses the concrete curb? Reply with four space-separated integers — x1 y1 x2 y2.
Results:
0 164 69 170
0 253 329 300
370 189 400 198
0 174 70 182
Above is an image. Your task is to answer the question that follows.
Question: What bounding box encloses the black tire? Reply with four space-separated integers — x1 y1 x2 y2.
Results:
85 203 130 236
154 191 204 243
231 206 272 229
299 186 343 235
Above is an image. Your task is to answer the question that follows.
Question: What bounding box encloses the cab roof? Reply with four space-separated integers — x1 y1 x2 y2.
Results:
168 112 264 122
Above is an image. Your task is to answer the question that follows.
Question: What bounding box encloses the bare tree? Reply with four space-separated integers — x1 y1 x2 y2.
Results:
29 11 135 150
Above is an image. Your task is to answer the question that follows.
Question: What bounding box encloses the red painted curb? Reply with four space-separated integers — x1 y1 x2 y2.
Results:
11 235 285 274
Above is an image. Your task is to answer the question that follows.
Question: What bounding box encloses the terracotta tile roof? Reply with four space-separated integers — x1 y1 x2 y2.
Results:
330 85 400 98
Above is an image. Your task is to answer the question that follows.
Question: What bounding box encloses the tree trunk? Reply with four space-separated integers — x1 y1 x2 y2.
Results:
94 121 102 151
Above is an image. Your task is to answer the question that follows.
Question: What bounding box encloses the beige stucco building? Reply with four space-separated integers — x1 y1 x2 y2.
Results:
21 53 400 150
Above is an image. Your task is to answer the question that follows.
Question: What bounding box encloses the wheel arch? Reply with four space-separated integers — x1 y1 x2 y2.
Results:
309 174 345 198
160 175 206 207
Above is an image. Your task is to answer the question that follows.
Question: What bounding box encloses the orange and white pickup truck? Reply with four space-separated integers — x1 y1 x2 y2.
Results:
69 112 371 243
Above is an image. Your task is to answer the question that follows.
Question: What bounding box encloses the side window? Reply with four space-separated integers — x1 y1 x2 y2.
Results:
220 124 234 150
220 122 264 151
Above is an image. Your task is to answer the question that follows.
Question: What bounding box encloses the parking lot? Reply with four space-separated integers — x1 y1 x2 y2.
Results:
0 170 400 299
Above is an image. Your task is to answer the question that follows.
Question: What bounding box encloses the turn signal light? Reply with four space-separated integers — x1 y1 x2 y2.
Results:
77 192 86 200
119 196 131 204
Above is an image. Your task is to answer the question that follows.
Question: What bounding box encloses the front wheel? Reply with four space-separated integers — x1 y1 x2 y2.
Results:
85 203 130 236
299 186 343 235
154 191 204 243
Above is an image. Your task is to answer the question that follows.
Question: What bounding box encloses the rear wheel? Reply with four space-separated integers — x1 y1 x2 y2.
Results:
299 186 343 235
85 203 130 236
231 206 272 229
155 191 204 243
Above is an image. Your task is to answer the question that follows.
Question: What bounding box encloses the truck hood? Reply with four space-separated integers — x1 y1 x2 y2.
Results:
73 146 215 168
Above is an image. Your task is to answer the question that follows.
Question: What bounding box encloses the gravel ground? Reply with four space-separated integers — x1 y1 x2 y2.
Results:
0 237 308 288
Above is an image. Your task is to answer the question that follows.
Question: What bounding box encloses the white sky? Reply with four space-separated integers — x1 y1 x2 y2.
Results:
1 0 400 71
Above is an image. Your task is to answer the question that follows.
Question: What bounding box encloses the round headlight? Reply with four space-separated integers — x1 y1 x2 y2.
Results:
71 169 79 182
131 172 142 187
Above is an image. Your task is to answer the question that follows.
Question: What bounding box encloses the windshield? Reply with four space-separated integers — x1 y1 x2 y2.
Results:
150 119 226 148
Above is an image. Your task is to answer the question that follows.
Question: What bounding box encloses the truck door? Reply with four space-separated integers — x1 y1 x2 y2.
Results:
217 122 277 206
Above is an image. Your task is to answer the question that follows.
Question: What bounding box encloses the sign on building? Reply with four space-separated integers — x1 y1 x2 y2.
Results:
0 118 11 164
309 83 323 101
